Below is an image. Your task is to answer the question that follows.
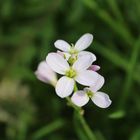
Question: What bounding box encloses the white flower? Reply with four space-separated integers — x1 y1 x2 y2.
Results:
35 61 57 87
71 76 112 108
46 53 101 98
54 33 96 61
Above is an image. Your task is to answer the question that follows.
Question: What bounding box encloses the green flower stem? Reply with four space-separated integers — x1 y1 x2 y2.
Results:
66 97 97 140
73 113 89 140
75 111 97 140
66 97 83 114
74 83 78 92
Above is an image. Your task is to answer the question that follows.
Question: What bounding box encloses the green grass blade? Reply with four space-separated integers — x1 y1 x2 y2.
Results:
31 119 65 140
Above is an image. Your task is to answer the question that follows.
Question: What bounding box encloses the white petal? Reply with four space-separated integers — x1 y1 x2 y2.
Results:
75 70 101 86
55 76 74 98
71 91 89 107
75 33 93 51
46 53 70 75
78 51 96 62
72 55 93 72
57 51 71 60
54 40 71 52
91 92 112 108
57 50 65 57
90 75 105 92
35 61 57 86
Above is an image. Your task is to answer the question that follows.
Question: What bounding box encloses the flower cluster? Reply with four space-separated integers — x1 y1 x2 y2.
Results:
35 33 112 108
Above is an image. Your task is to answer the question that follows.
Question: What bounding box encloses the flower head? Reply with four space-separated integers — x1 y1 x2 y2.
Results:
54 33 96 62
35 61 57 87
71 76 112 108
46 53 101 98
35 33 112 109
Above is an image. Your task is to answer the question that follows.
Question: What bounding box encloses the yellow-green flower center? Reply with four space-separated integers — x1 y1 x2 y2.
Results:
69 49 78 54
65 68 77 78
69 44 78 55
86 90 94 98
68 56 77 65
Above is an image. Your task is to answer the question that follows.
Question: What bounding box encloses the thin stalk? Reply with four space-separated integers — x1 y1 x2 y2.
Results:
73 112 89 140
118 38 140 108
76 112 97 140
66 97 97 140
66 97 82 113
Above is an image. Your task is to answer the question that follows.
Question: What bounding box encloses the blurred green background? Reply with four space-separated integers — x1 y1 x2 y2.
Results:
0 0 140 140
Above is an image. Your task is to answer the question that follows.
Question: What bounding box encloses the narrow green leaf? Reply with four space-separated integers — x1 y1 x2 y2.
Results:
109 110 125 119
31 119 65 140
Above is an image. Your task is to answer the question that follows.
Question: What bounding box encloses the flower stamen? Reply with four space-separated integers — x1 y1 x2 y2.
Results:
86 90 94 98
65 68 77 78
68 55 77 65
69 44 78 55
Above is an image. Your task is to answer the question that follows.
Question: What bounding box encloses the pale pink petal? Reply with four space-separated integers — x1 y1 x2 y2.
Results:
57 51 65 57
71 91 89 107
78 51 96 62
88 65 100 71
90 75 105 92
72 55 93 72
54 40 71 52
35 61 57 86
91 92 112 108
75 70 100 86
55 76 74 98
46 53 70 75
75 33 93 51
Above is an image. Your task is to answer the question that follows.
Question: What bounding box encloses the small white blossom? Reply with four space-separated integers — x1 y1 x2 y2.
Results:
35 61 57 87
71 76 112 108
54 33 96 61
35 33 112 109
46 53 101 98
